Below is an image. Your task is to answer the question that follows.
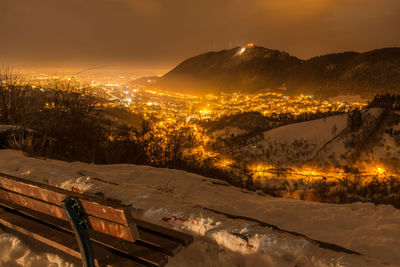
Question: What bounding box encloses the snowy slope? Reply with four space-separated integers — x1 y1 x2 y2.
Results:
260 114 348 147
235 114 349 165
0 150 399 266
316 108 399 165
234 108 400 167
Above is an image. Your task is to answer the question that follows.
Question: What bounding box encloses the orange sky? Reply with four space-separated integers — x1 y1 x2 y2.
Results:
1 0 399 69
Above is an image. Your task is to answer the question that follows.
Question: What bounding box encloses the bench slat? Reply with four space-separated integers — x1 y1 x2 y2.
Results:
0 188 137 242
0 208 145 267
134 218 194 246
0 173 131 226
136 231 182 256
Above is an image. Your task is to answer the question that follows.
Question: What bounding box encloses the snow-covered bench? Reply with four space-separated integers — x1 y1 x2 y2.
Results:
0 172 193 266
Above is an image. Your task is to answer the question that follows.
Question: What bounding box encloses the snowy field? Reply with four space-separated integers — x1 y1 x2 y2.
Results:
232 113 349 165
233 108 400 167
0 149 399 266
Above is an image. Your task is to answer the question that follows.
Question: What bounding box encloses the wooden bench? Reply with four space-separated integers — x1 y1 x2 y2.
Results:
0 172 193 266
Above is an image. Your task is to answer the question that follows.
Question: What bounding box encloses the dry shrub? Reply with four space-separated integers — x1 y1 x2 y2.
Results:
8 130 54 157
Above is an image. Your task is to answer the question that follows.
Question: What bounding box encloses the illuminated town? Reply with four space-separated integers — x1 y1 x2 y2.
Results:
19 71 398 199
22 70 367 121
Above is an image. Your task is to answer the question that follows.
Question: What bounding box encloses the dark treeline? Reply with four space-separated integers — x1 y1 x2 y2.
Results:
368 93 400 110
268 110 347 124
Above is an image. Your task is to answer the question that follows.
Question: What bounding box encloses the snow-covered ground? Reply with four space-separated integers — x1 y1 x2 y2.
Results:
0 149 399 266
232 108 400 167
235 113 349 165
260 114 348 147
0 229 75 267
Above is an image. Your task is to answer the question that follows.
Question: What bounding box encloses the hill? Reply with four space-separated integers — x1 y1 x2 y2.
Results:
211 108 400 169
140 44 302 94
288 48 400 96
134 46 400 96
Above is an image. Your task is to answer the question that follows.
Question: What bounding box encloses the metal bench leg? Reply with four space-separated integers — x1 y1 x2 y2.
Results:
62 197 95 267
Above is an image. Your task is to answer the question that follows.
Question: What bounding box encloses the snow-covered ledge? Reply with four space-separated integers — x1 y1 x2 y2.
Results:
0 149 398 266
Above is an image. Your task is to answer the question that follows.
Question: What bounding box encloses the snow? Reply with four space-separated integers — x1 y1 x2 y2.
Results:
0 149 399 266
236 114 349 164
260 114 348 147
0 229 75 267
235 108 400 167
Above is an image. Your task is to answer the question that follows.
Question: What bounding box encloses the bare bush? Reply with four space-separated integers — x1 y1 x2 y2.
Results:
8 130 54 157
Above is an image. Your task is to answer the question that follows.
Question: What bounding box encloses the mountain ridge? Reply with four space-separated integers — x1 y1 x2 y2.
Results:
133 46 400 96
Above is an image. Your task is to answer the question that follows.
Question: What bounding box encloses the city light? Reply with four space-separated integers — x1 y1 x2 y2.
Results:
21 72 388 189
238 47 246 55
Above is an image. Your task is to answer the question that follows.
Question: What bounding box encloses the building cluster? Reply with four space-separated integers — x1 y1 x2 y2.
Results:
101 85 368 124
22 72 367 125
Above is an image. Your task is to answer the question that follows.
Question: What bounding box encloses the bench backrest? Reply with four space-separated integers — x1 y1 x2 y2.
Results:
0 172 139 242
